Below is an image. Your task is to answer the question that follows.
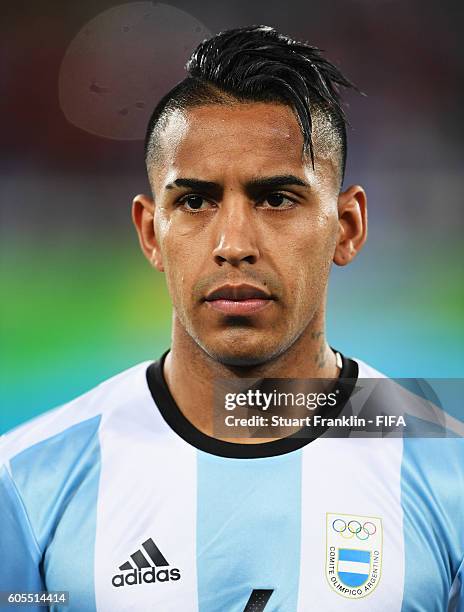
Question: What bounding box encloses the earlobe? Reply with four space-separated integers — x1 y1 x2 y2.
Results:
131 194 164 272
333 185 368 267
150 248 164 272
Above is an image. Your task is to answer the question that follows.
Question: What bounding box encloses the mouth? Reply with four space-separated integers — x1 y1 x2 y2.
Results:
204 283 273 315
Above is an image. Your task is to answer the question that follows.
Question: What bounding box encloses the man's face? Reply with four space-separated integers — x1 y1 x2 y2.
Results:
146 103 342 366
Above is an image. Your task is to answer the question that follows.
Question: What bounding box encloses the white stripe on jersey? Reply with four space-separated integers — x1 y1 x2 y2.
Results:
297 437 404 610
296 358 405 610
94 364 199 612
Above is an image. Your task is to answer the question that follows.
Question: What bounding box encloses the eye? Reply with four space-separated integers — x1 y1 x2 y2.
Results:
259 192 296 209
177 194 214 212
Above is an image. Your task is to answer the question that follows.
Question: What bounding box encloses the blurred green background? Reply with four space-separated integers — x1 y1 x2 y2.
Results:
1 0 463 432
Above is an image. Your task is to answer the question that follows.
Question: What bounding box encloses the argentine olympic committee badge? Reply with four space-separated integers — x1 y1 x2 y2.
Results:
326 512 382 599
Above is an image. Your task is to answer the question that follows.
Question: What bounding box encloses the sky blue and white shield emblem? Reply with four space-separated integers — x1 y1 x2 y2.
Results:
326 512 382 599
337 548 371 587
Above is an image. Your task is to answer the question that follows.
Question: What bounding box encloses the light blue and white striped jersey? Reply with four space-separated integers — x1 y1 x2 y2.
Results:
1 353 463 611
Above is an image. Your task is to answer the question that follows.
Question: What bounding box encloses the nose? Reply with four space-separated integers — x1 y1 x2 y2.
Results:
212 200 260 267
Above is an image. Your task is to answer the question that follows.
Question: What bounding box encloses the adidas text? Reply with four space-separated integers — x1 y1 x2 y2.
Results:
112 567 181 587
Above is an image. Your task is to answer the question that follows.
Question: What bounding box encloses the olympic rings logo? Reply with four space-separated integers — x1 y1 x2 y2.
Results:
332 519 377 541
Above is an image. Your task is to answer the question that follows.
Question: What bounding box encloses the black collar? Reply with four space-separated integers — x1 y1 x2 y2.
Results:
146 350 358 459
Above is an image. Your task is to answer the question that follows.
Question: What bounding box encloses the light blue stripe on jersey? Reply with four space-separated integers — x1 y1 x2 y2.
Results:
338 549 370 564
9 415 101 612
401 436 464 612
0 466 44 609
196 450 302 612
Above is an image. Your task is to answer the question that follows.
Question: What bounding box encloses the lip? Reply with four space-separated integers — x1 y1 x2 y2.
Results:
204 283 273 315
205 283 271 301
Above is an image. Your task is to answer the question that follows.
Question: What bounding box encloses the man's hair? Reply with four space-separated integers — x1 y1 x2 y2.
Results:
144 26 357 183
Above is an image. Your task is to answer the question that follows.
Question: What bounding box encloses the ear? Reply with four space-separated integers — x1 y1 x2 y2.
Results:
132 194 164 272
333 185 367 266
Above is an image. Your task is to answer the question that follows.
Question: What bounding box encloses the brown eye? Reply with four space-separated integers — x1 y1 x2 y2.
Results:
260 193 295 209
183 195 205 210
266 193 285 207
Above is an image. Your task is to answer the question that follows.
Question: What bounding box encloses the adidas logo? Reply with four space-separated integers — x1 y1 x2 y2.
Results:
112 538 181 588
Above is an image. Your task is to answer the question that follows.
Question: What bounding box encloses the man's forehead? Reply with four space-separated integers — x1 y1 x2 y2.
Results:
154 104 302 164
150 102 338 189
160 102 303 142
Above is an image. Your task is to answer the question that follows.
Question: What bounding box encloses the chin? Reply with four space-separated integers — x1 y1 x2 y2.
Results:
199 334 284 368
210 351 269 368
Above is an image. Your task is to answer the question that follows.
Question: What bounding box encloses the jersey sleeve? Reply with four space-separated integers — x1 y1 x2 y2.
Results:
0 464 45 599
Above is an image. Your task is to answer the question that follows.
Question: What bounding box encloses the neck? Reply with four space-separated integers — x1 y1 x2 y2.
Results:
163 309 339 442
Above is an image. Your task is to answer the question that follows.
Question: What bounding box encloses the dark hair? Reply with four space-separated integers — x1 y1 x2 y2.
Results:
145 26 357 182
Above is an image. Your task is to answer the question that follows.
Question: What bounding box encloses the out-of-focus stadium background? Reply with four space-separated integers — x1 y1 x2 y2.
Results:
1 0 463 432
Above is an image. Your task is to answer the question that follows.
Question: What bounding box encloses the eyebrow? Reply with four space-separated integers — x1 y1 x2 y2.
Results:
247 175 310 189
165 178 219 191
165 174 310 194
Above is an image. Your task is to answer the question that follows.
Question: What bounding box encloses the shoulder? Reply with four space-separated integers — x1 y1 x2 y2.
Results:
350 355 464 439
0 361 152 467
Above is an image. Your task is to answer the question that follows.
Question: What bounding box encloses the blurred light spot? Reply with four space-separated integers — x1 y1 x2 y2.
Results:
59 2 211 140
